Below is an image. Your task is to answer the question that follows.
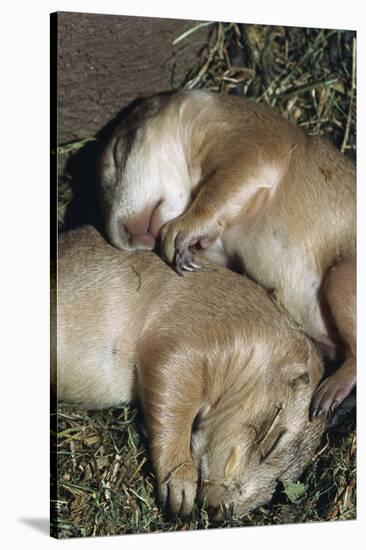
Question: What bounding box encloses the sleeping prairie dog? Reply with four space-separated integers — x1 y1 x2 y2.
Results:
98 89 356 418
55 225 326 519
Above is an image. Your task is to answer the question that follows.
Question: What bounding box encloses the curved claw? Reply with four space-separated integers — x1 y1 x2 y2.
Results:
175 248 196 274
175 260 203 276
310 373 354 421
175 265 185 277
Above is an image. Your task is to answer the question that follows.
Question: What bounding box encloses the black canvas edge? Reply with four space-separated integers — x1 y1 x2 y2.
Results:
50 11 58 540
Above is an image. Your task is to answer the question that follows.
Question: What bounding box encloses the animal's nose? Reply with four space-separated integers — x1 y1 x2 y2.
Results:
123 209 152 237
120 225 156 250
199 483 226 517
207 505 224 522
120 209 156 250
123 202 164 240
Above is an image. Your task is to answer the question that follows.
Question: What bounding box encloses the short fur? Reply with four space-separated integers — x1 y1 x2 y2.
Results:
55 226 326 518
98 90 356 416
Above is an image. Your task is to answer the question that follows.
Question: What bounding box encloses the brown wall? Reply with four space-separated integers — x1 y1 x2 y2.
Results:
56 11 211 145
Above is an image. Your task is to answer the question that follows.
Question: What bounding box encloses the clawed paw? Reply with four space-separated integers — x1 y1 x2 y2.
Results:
175 248 202 276
158 462 198 517
310 373 355 420
159 216 220 275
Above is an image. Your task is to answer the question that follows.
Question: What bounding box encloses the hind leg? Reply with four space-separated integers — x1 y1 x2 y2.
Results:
311 258 356 418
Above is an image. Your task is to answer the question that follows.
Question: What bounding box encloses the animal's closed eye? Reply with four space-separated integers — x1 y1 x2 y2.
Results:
260 430 287 463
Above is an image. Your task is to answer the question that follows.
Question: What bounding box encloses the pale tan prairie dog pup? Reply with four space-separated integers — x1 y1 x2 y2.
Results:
98 90 356 418
55 225 326 519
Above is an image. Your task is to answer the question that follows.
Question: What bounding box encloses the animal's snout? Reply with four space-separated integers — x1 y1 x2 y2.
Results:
119 203 166 251
198 488 224 521
199 481 227 512
123 208 151 236
120 208 156 250
207 505 224 522
124 224 155 250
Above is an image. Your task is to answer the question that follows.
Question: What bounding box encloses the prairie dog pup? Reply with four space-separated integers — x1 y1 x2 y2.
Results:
98 90 356 418
55 225 326 519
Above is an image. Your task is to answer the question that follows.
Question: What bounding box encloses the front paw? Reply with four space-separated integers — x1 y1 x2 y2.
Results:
158 462 198 517
160 215 220 275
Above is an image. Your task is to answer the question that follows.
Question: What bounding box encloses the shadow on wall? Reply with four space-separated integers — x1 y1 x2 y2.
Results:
58 96 150 235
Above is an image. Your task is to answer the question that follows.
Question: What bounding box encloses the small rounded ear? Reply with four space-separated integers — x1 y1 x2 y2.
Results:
288 366 310 389
286 343 324 390
224 446 241 478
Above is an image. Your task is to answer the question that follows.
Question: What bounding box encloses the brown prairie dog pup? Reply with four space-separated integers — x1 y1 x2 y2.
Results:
55 225 326 519
98 89 356 418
